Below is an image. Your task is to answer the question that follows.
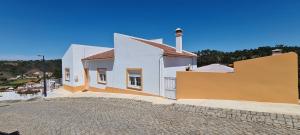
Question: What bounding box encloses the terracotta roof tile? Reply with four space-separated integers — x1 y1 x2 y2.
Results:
82 37 196 60
82 49 114 60
132 38 197 57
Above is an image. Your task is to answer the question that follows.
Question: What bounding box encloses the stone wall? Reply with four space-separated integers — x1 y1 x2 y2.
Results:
170 104 300 129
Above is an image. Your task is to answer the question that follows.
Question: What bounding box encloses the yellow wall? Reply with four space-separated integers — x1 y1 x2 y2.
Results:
176 52 299 104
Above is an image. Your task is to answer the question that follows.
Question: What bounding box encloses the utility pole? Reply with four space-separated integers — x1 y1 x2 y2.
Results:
38 55 47 97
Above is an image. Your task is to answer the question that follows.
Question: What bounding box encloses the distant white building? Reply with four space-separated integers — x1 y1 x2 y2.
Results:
195 64 234 73
62 29 197 98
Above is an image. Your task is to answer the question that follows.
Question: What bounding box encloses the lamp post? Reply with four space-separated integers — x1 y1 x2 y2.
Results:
38 55 47 97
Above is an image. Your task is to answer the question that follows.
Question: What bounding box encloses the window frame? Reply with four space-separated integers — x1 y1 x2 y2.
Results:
97 68 107 84
65 68 70 81
126 68 143 90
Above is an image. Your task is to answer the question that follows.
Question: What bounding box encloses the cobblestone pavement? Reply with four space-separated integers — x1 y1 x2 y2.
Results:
0 98 299 135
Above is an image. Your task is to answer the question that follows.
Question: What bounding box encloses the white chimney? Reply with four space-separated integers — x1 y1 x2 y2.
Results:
175 28 183 53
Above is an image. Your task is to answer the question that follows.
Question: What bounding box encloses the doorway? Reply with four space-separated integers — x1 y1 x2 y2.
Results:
84 68 89 90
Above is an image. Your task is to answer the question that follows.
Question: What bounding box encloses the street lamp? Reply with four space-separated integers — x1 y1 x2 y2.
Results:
38 55 47 97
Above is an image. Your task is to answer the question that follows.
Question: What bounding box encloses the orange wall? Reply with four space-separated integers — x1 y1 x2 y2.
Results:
89 87 160 97
63 85 160 97
176 52 299 104
63 85 85 92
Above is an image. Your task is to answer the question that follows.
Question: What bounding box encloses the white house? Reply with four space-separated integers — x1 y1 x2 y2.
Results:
62 29 197 99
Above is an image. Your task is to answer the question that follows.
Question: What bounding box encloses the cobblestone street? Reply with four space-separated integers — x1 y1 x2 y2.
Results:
0 97 299 135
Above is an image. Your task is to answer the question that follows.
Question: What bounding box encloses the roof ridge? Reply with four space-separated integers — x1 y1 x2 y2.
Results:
131 38 196 57
82 49 114 60
115 33 174 49
131 37 174 48
131 37 196 56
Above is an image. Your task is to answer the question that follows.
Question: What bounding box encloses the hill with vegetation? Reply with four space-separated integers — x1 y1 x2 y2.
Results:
195 45 299 67
0 59 61 87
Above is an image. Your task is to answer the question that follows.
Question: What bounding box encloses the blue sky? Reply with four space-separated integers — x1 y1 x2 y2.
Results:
0 0 300 60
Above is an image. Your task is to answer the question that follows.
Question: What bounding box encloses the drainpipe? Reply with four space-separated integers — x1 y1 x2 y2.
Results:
158 55 164 96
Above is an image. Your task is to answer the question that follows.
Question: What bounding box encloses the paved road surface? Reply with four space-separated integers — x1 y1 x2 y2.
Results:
0 98 299 135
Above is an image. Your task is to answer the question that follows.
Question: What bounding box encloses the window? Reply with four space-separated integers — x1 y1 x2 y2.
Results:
97 68 106 84
65 68 70 81
127 69 142 90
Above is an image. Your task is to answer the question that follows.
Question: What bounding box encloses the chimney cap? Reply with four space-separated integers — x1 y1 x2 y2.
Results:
175 28 183 33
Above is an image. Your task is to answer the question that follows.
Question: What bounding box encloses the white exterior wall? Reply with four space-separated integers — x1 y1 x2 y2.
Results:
163 56 197 77
149 38 163 44
86 59 114 89
62 44 112 87
62 46 74 86
112 33 164 95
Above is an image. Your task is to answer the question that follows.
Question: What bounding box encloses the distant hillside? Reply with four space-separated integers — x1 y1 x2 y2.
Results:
195 45 300 66
0 59 61 84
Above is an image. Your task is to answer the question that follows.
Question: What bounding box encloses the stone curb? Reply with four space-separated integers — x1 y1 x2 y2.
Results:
170 104 300 130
